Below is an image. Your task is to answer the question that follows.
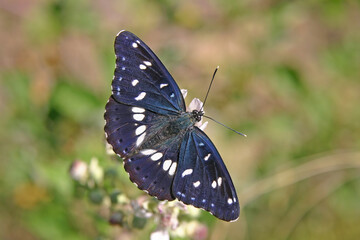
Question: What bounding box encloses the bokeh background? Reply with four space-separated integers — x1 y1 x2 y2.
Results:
1 0 360 239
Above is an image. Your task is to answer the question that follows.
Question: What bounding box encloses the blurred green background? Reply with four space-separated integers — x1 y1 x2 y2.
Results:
1 0 360 239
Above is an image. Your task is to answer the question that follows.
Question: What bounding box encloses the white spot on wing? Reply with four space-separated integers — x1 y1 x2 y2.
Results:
135 125 146 135
143 61 152 66
217 177 222 186
170 93 175 98
132 107 145 113
132 79 139 86
204 153 211 161
193 181 201 188
136 132 146 146
122 67 125 71
163 160 172 171
133 114 145 121
136 40 140 44
169 162 177 176
140 149 156 155
151 152 163 161
135 92 146 101
122 56 125 61
139 64 146 70
160 83 168 89
181 169 193 177
228 198 233 204
211 180 217 188
132 42 138 48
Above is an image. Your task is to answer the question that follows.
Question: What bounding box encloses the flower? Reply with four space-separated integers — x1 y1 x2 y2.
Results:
69 160 88 183
89 157 104 184
181 89 208 131
150 229 169 240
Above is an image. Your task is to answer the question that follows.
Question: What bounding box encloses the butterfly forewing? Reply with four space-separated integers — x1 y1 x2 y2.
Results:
112 31 186 115
172 128 240 221
105 30 240 221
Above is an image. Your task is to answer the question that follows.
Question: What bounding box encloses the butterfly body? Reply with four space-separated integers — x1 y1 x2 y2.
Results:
105 30 240 221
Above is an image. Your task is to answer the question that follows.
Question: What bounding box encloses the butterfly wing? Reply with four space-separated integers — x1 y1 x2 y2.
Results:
105 96 184 201
112 30 186 114
105 30 187 200
172 127 240 221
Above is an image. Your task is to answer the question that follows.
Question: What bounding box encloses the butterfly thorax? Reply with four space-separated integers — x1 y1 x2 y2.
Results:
130 111 201 156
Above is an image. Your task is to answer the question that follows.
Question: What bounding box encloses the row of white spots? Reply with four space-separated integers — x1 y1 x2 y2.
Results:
181 169 193 177
211 177 223 189
138 149 177 175
162 159 177 176
132 79 139 86
135 92 146 101
204 153 211 161
132 107 145 122
160 83 168 89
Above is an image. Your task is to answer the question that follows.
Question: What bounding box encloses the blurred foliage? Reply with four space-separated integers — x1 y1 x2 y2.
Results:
1 0 360 239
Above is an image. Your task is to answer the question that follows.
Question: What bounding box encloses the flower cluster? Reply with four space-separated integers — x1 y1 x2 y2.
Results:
69 156 208 239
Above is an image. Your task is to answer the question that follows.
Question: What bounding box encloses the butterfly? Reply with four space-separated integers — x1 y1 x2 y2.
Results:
104 30 240 221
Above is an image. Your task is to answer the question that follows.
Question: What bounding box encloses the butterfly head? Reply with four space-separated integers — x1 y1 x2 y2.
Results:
191 109 204 122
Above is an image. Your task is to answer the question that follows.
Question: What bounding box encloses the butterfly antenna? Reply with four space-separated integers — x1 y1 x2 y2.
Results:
200 66 219 112
200 66 247 137
203 115 247 137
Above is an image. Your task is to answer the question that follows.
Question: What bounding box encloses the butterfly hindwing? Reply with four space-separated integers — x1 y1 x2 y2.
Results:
123 139 182 201
105 96 183 201
112 31 186 115
172 127 240 221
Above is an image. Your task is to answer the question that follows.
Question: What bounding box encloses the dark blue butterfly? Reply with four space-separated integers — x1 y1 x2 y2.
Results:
104 30 240 221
